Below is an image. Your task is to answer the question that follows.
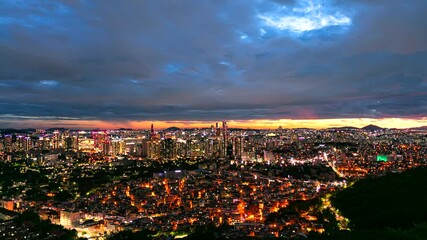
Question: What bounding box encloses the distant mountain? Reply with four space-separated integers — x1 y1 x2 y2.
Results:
163 127 181 132
409 126 427 130
229 128 260 131
294 128 316 130
0 129 33 134
362 124 383 131
20 128 36 133
328 126 359 130
46 128 67 132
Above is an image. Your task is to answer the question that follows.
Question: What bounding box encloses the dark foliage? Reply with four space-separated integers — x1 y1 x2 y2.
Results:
332 167 427 230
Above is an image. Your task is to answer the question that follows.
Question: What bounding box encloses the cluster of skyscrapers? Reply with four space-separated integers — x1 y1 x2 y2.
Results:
0 121 250 162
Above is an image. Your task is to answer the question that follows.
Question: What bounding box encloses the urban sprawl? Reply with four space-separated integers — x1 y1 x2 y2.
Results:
1 122 426 239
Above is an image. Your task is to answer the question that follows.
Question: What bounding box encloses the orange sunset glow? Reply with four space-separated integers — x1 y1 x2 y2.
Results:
2 118 427 130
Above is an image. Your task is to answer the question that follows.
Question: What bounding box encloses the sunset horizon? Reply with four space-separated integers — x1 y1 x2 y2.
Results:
2 117 427 130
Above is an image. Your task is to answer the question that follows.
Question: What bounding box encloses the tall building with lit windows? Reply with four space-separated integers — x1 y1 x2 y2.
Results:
160 138 176 160
92 131 109 154
233 136 243 159
147 139 161 159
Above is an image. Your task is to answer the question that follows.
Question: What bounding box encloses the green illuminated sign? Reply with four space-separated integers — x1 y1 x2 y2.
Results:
377 155 387 162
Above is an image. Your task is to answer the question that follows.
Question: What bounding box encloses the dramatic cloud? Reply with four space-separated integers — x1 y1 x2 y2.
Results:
259 0 351 33
0 0 426 127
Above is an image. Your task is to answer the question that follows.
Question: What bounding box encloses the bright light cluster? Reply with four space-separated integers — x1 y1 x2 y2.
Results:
259 0 351 33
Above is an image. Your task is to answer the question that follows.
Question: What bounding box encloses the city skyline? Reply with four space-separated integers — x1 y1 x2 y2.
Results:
1 0 427 128
1 117 427 130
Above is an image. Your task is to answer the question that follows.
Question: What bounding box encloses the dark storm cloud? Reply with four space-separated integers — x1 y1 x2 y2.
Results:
0 0 426 122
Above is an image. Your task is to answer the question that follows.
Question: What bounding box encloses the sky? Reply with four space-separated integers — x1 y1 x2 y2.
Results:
0 0 426 129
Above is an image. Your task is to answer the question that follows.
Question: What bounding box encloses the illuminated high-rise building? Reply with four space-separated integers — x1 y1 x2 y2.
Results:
160 138 176 160
52 131 61 149
65 135 78 151
216 122 221 137
222 120 228 139
93 131 109 154
222 120 229 157
111 139 126 155
233 136 243 159
147 139 160 159
150 123 157 139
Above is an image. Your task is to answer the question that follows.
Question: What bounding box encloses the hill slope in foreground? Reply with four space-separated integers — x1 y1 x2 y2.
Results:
329 167 427 240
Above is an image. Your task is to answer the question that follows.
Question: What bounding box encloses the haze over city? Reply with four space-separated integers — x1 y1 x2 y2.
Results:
1 0 426 129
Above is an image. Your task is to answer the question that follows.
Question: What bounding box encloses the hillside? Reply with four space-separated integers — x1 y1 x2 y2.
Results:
362 124 383 131
328 167 427 240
